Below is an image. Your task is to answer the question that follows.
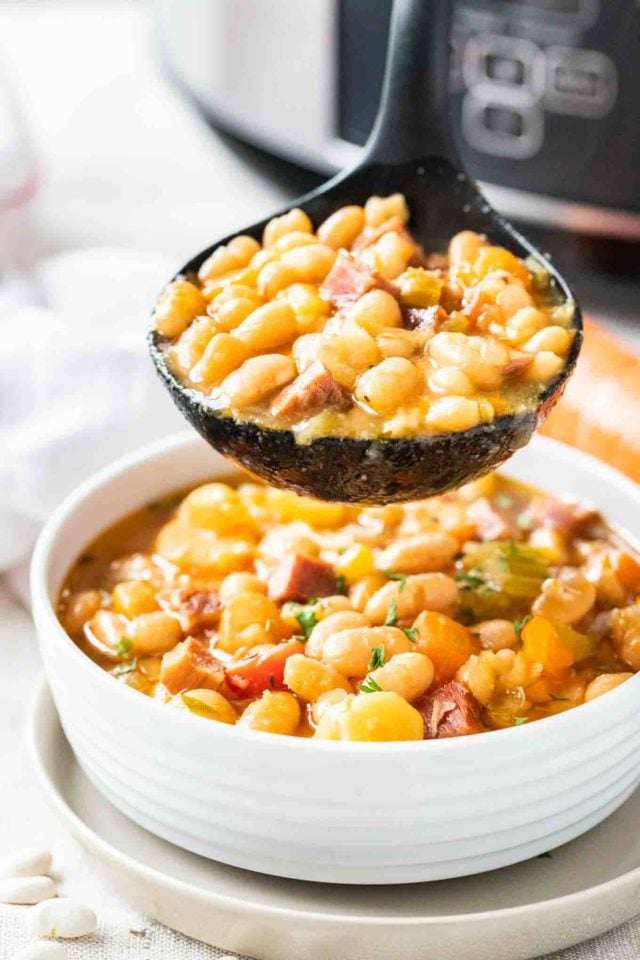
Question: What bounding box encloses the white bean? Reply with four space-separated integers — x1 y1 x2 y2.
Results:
28 898 97 940
0 847 52 879
12 944 68 960
0 876 56 905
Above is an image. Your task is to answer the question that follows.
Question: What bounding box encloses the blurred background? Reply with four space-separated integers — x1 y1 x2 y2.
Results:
0 0 638 579
2 0 639 318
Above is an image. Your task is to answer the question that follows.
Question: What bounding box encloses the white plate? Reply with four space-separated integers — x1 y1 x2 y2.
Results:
30 682 640 960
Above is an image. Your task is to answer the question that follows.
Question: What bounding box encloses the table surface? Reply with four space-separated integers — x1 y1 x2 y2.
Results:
0 1 638 956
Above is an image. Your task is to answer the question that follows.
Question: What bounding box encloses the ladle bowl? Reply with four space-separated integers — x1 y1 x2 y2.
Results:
149 0 582 504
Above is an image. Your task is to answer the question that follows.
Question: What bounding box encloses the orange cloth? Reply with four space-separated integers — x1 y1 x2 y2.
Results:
541 318 640 482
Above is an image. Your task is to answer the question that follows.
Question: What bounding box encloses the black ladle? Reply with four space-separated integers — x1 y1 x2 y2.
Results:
149 0 581 504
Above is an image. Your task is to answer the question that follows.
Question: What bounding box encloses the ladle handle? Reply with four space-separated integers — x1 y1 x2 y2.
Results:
362 0 458 167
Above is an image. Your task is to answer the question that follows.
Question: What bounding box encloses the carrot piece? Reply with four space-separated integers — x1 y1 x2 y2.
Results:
521 616 574 678
615 552 640 592
472 247 531 286
541 318 640 483
413 611 476 685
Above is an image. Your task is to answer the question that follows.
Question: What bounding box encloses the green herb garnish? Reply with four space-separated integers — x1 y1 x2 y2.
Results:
385 570 407 593
385 598 399 627
112 658 138 677
401 626 418 644
513 614 532 645
296 607 318 640
335 574 347 595
455 572 488 591
550 694 570 702
116 636 133 659
283 602 319 641
360 676 383 694
368 645 386 670
513 716 528 726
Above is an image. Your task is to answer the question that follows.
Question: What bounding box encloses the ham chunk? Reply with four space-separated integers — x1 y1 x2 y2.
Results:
320 251 396 308
157 587 221 632
160 637 225 694
504 353 533 378
469 497 519 541
403 305 447 331
351 217 418 255
527 497 598 533
270 362 350 420
268 553 338 604
417 681 485 739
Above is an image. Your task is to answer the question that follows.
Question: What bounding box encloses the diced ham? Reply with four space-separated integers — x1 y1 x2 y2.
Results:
468 497 519 541
351 216 406 253
416 681 485 739
160 637 225 694
403 305 447 331
270 361 350 420
225 640 305 698
527 498 599 533
504 353 533 378
268 553 338 604
157 587 221 632
423 252 449 270
351 219 428 268
319 251 397 308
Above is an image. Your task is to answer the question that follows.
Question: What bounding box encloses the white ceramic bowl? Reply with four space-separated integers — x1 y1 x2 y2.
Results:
31 432 640 885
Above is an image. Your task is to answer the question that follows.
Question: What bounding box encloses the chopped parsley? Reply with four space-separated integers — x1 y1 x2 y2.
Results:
513 716 528 726
296 607 318 640
335 574 347 595
116 636 133 659
550 694 570 702
360 676 383 694
112 659 138 677
382 599 416 640
385 598 399 627
368 645 386 670
455 572 488 591
385 570 407 593
282 602 318 641
513 614 532 645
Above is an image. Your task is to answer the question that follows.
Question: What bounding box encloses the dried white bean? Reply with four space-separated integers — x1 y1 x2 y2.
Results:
0 847 52 879
0 876 56 905
12 943 68 960
28 898 97 940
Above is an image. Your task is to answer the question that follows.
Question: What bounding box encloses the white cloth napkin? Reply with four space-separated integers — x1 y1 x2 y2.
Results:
0 246 185 580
